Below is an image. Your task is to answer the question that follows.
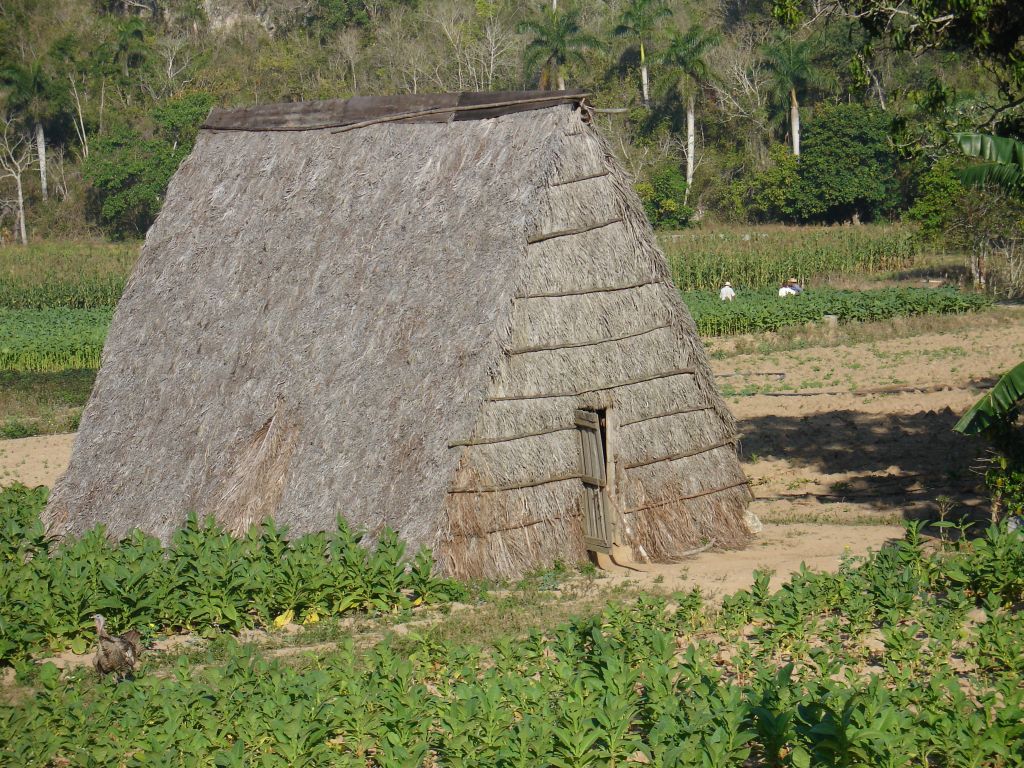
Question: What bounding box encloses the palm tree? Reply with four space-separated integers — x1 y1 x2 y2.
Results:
113 19 148 81
762 36 820 156
615 0 673 107
520 7 603 91
1 60 53 201
663 25 721 200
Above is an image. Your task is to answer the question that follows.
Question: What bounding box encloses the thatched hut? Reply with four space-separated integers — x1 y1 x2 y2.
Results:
44 90 752 580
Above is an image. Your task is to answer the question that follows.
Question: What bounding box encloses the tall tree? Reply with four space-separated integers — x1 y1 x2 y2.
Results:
519 6 602 91
762 36 819 156
614 0 672 107
1 60 55 200
662 25 721 199
0 115 34 244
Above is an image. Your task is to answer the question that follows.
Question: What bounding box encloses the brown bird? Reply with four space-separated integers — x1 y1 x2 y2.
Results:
92 614 142 680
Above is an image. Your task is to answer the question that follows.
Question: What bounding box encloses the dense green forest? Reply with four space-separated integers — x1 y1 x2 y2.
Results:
0 0 1020 242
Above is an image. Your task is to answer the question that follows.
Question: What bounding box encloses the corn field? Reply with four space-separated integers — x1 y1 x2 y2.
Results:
661 225 922 292
0 241 135 310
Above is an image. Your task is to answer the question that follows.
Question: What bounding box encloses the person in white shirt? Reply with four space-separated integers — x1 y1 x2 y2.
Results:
778 281 796 297
719 281 736 301
787 277 803 294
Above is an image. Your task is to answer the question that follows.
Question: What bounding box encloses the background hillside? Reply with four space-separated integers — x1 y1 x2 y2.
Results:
0 0 1014 241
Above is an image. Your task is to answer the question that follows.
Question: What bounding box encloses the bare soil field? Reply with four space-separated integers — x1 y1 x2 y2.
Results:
714 309 1024 525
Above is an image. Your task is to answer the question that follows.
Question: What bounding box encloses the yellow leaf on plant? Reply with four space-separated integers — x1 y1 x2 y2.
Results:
303 611 320 625
273 609 294 629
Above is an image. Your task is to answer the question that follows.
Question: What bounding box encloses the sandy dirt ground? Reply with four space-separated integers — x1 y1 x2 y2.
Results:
713 313 1024 526
602 521 902 597
0 433 74 487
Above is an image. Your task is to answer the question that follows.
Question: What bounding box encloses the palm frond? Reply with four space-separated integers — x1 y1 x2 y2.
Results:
954 361 1024 435
955 133 1024 192
957 133 1024 167
957 162 1024 189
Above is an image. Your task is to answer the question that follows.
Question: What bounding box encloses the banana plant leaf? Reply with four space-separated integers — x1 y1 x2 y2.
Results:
955 133 1024 190
954 360 1024 435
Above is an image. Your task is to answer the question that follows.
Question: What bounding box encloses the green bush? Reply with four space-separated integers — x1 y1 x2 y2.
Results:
740 144 801 222
908 157 967 242
84 93 214 238
736 105 900 224
985 455 1024 521
637 162 694 230
794 103 900 223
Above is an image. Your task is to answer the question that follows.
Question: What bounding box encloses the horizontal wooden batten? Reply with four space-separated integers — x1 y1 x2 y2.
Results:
618 403 715 428
515 278 669 301
549 170 610 187
623 478 751 515
447 424 575 448
448 473 583 494
488 367 696 402
624 437 737 470
526 217 621 245
509 323 672 355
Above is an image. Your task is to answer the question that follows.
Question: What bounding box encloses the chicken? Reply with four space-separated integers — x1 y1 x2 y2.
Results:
92 613 142 680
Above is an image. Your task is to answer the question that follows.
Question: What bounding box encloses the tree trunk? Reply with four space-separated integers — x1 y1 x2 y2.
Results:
15 172 26 244
685 94 695 203
557 70 566 91
790 88 800 156
640 42 650 106
35 122 47 201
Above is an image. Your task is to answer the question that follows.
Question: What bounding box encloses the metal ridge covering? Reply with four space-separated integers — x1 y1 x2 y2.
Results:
202 89 589 132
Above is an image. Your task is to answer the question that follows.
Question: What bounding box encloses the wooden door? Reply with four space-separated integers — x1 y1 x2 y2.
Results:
575 409 614 553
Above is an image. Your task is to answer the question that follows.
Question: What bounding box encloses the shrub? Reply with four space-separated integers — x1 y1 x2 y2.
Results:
907 157 966 242
637 162 694 230
740 144 801 222
793 103 900 223
84 93 213 238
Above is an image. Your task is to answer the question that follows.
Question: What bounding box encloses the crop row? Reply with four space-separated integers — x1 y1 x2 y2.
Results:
0 485 465 664
683 286 991 336
2 483 1023 765
0 241 135 310
0 309 111 372
661 224 922 292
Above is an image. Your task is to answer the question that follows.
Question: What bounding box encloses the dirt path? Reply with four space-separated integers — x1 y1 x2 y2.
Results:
602 521 902 597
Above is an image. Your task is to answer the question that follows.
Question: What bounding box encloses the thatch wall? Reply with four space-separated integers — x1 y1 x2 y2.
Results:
436 106 750 580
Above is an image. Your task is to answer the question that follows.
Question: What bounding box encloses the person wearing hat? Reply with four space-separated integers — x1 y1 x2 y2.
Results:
719 281 736 301
778 278 802 297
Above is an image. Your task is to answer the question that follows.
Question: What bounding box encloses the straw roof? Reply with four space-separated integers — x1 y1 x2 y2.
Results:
44 90 751 580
